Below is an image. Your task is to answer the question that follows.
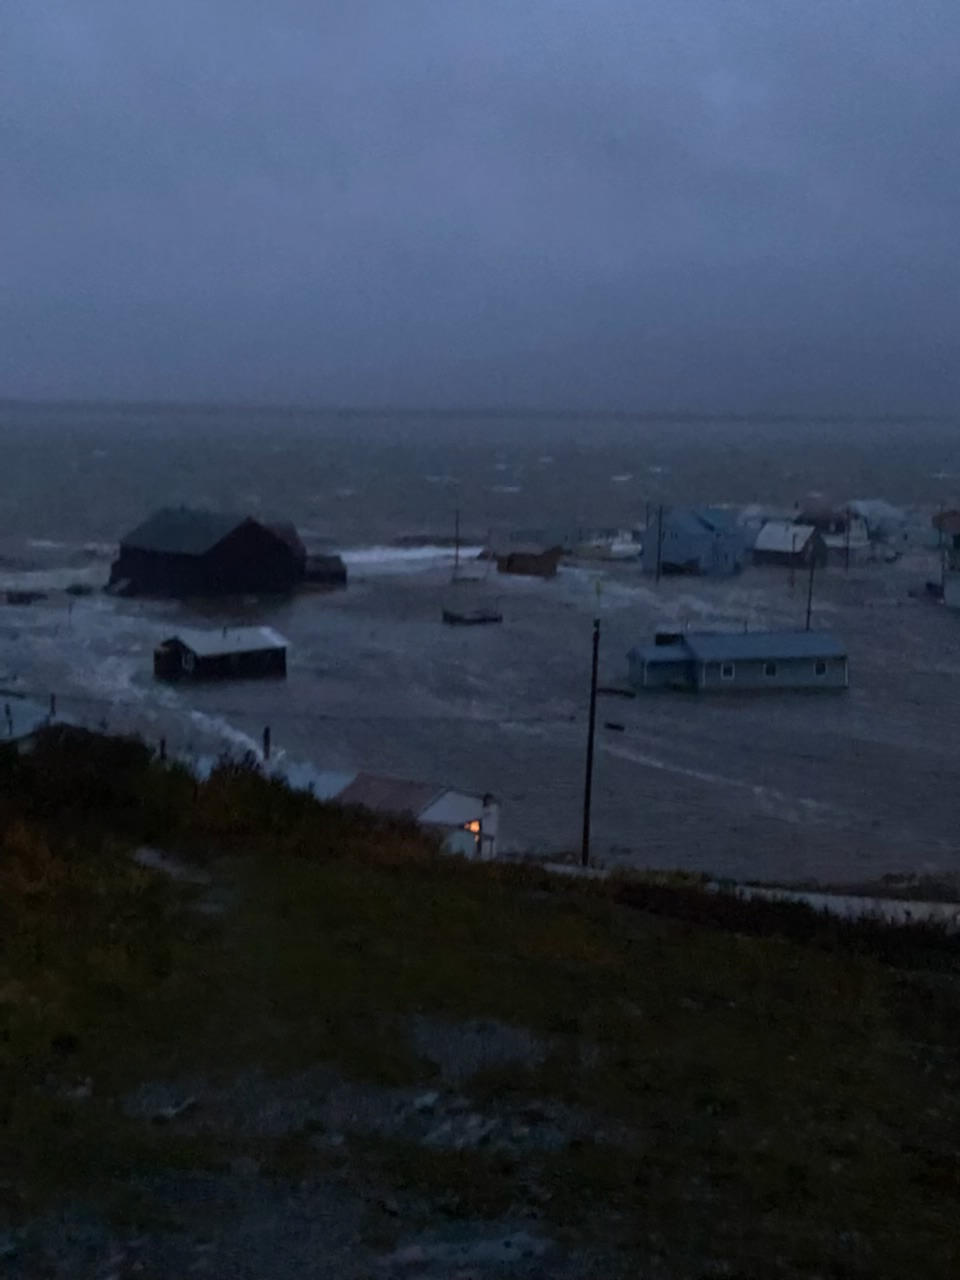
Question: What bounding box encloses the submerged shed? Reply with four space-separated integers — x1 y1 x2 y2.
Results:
154 626 288 682
495 545 563 579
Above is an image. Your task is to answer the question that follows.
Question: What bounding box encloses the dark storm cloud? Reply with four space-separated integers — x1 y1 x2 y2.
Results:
2 1 959 410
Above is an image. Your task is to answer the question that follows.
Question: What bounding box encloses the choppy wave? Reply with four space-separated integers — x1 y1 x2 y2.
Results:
341 545 484 574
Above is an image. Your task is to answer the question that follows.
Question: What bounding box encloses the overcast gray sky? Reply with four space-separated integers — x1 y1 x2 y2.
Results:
3 1 959 412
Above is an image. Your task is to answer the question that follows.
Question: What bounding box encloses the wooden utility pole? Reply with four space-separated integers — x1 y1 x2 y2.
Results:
844 512 851 572
655 505 664 583
805 552 816 630
581 618 600 868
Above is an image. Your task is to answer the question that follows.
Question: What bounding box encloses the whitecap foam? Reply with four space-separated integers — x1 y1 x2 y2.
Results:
341 545 484 574
610 473 633 483
490 485 522 494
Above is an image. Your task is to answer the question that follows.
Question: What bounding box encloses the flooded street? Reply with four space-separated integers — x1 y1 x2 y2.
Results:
3 542 959 885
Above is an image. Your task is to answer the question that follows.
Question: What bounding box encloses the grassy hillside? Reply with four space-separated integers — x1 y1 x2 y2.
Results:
1 728 959 1278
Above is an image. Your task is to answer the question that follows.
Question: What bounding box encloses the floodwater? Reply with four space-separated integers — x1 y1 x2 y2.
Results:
2 401 960 884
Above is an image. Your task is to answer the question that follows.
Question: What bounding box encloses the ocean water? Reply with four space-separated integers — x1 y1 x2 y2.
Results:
2 400 960 550
2 401 960 880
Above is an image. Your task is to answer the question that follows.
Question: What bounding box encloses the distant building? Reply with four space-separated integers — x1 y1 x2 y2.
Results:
495 546 564 579
110 508 311 597
643 508 748 576
934 512 960 609
153 627 288 682
312 771 500 859
628 630 849 693
752 521 827 568
848 499 908 543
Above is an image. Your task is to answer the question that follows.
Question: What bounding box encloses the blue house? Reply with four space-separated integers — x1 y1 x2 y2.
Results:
628 630 849 693
643 507 748 576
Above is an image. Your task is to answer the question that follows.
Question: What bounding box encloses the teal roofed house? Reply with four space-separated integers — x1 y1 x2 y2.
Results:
628 630 849 692
643 507 750 576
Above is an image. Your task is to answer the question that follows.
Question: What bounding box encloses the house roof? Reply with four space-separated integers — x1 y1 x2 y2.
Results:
628 644 693 666
121 508 253 556
266 521 307 561
754 521 817 553
683 630 847 663
335 772 444 818
159 626 288 658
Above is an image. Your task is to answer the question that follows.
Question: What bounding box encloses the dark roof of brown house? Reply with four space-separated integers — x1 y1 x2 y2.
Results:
121 508 252 556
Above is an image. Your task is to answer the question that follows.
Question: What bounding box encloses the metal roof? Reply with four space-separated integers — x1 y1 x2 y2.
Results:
159 626 288 658
121 508 252 556
628 645 692 665
754 521 816 553
683 630 847 663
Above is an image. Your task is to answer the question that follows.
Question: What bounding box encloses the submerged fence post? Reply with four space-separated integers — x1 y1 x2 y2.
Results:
49 693 56 720
159 736 167 762
262 725 271 762
581 618 600 868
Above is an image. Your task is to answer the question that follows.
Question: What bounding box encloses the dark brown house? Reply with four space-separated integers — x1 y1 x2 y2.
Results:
109 508 307 597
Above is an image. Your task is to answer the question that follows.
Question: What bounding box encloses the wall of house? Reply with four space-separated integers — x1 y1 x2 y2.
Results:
944 572 960 609
156 643 287 681
698 655 848 691
642 522 744 577
113 524 302 596
206 524 302 593
637 659 694 689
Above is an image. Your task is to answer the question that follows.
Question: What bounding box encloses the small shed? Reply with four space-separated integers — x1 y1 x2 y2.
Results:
495 546 563 579
333 772 499 859
154 627 288 682
628 630 848 693
304 553 347 588
752 521 826 568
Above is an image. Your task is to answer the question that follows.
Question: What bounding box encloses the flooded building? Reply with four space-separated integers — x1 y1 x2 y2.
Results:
495 545 564 579
628 630 849 693
643 508 748 576
154 626 288 682
934 511 960 609
752 521 827 568
110 508 308 597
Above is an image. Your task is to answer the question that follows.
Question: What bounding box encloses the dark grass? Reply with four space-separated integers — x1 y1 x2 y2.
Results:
2 729 960 1275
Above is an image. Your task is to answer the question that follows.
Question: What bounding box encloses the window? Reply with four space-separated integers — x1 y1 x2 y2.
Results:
763 662 777 678
720 662 735 680
815 660 827 677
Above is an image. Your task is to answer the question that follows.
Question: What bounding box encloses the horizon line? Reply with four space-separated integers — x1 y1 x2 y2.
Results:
0 396 954 425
